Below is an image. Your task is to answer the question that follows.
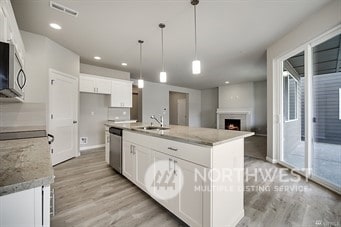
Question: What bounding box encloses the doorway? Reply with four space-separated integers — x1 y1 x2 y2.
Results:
49 69 79 165
131 85 142 122
169 91 189 126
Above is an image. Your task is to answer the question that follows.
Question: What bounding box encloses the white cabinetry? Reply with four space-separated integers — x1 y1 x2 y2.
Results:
123 130 244 227
79 74 111 94
0 6 6 42
122 141 136 181
96 77 112 94
0 0 25 65
110 80 132 107
105 126 110 164
123 131 209 227
0 185 51 227
122 141 153 191
175 158 205 227
135 144 154 191
79 74 133 107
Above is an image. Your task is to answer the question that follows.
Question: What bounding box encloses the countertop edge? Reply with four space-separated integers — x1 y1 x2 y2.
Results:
0 175 54 197
105 123 255 147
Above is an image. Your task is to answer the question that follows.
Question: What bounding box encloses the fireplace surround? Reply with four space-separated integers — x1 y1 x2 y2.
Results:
216 109 251 131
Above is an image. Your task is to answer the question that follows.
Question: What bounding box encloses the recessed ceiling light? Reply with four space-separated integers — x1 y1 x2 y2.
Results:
94 56 101 60
121 63 128 66
225 81 230 84
49 23 62 30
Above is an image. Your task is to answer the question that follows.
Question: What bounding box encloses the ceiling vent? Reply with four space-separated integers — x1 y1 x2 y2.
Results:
50 1 79 17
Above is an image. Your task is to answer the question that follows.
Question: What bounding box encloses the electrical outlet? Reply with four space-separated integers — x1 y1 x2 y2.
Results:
80 137 88 145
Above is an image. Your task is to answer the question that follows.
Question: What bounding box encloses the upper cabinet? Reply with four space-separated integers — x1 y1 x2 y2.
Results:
111 79 132 108
0 0 25 65
79 73 111 95
79 73 133 108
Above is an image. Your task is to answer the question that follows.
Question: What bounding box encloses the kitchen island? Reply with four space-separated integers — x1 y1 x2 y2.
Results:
105 122 254 227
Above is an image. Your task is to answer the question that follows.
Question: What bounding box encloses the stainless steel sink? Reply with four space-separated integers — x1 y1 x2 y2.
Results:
136 126 170 130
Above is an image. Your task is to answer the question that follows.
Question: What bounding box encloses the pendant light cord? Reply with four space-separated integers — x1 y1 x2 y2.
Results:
194 4 197 60
139 42 142 79
161 27 164 71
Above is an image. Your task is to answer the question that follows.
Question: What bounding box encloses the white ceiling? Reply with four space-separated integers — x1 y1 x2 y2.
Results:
12 0 331 89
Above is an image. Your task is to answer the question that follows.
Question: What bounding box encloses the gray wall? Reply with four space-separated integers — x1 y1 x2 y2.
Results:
201 88 218 128
219 81 267 134
79 93 111 148
254 81 267 134
0 103 46 129
142 81 201 127
21 31 80 104
79 63 131 149
219 82 254 110
313 73 341 144
20 31 48 103
80 63 130 80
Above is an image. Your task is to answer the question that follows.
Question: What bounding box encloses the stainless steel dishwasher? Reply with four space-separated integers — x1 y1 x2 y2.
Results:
109 127 123 173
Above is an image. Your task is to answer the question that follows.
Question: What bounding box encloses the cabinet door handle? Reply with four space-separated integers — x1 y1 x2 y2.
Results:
168 147 178 151
173 160 177 175
130 145 132 153
48 134 55 145
169 158 172 170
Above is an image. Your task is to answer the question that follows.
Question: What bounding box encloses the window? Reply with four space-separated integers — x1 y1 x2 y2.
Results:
283 72 298 121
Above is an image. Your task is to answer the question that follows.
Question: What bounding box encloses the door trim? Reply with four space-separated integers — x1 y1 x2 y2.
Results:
48 69 79 160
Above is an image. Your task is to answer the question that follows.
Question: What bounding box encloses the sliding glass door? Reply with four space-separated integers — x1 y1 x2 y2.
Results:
282 51 306 170
311 34 341 189
280 30 341 192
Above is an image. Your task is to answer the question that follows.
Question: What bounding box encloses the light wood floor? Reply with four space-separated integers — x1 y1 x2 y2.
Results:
51 149 340 227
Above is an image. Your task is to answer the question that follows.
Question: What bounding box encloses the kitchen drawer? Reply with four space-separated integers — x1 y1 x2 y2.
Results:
123 130 212 168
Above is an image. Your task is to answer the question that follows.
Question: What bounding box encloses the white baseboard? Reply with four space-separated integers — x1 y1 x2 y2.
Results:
266 156 278 164
255 133 267 137
80 144 105 151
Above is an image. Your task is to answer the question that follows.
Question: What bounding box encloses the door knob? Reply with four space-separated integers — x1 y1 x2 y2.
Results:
73 121 78 124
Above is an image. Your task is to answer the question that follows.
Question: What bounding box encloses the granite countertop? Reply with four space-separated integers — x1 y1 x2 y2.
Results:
0 137 54 196
105 121 254 146
0 125 46 133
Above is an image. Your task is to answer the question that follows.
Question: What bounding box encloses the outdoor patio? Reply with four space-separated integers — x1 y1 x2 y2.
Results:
284 141 341 188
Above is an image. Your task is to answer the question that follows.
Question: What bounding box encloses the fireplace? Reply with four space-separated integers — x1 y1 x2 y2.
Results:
225 119 241 131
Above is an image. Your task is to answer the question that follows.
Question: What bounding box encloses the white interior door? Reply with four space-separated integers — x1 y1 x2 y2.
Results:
177 99 187 126
49 69 78 165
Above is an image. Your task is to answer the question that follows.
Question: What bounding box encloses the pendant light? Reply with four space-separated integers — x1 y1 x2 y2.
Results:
138 40 144 88
191 0 200 75
159 23 167 83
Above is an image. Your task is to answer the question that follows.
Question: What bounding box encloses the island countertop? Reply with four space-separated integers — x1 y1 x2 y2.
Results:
105 121 254 146
0 137 54 196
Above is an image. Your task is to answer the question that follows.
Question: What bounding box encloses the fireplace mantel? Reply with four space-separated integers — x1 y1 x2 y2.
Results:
216 109 252 131
216 109 251 115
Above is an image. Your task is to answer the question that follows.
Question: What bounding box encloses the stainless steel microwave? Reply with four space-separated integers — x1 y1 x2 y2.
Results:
0 41 26 98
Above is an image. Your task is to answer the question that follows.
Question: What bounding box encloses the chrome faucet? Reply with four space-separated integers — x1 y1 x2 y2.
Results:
150 115 164 127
